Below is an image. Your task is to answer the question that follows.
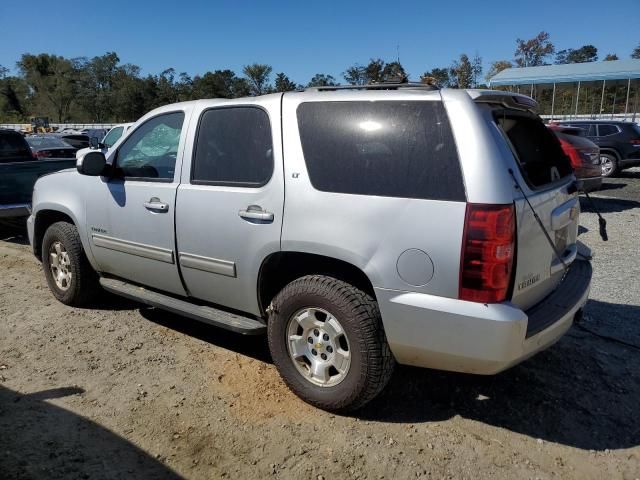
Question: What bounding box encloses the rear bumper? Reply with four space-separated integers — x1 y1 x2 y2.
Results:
0 203 30 218
376 260 592 374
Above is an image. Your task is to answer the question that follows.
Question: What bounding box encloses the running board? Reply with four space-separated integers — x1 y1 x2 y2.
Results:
99 277 266 335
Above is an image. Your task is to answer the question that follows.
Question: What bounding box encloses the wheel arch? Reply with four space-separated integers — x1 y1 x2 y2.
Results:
600 148 621 161
257 251 377 316
32 207 92 267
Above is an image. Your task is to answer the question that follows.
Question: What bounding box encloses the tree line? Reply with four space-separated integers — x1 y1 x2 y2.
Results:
1 35 638 123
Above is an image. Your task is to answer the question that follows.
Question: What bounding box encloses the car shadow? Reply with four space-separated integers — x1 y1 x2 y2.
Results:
131 296 640 451
597 181 626 193
579 195 640 213
0 385 182 479
0 218 29 245
140 307 271 363
358 298 640 451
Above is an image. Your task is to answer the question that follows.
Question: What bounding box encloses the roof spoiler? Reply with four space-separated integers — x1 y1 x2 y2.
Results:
473 92 539 114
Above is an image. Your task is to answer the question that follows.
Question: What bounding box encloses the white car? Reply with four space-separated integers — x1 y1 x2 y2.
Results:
102 123 134 149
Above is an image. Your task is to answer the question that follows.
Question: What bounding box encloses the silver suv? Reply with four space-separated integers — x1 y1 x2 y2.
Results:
27 85 592 411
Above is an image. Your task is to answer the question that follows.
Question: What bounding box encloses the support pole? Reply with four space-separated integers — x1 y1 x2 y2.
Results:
633 80 639 123
531 83 534 98
599 80 606 118
624 78 631 120
550 83 556 121
575 81 581 117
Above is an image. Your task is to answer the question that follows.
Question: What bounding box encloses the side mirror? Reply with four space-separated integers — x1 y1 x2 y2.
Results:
89 136 103 149
77 151 107 176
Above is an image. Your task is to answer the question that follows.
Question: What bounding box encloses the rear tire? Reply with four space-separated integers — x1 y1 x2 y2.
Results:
42 221 99 306
600 153 618 177
267 275 395 412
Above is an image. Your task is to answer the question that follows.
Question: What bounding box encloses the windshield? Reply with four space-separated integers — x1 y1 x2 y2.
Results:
26 136 74 149
103 126 124 148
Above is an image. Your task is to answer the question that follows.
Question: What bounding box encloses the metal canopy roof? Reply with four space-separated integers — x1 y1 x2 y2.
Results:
489 59 640 86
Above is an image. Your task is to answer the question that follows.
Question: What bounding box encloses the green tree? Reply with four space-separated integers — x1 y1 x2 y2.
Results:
632 43 640 59
17 53 78 122
449 54 473 88
242 63 273 96
420 68 450 87
343 64 367 85
604 53 619 61
485 60 512 83
471 53 482 88
0 66 29 121
382 61 407 82
555 45 598 64
274 72 298 92
192 70 250 99
514 32 555 67
307 73 337 87
74 52 121 121
365 58 385 83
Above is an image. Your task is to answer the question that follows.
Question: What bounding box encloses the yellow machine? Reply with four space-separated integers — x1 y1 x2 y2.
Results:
21 117 55 134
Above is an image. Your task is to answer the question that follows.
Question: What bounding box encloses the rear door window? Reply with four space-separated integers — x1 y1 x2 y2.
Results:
597 124 619 136
296 101 465 201
191 107 273 187
497 114 572 188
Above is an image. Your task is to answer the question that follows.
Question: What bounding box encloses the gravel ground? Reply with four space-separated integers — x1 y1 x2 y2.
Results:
1 170 639 480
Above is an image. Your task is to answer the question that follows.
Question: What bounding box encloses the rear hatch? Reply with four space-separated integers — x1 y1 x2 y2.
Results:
494 110 579 310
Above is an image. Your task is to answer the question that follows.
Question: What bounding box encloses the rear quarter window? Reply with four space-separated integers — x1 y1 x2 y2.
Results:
296 101 465 201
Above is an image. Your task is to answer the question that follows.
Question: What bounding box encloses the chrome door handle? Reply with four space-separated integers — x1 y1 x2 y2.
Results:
238 205 274 223
144 198 169 212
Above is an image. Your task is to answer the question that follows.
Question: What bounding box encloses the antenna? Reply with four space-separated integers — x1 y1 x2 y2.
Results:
396 44 400 64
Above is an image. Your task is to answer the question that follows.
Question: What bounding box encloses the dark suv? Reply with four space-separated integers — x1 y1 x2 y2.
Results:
557 121 640 176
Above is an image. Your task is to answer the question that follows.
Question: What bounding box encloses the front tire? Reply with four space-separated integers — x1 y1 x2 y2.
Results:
600 153 618 177
42 221 99 306
267 275 395 411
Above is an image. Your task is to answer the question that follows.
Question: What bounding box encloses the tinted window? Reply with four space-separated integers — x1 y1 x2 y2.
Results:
192 107 273 186
296 101 465 201
0 132 33 162
497 114 572 188
567 124 594 136
597 124 618 136
26 137 73 149
117 112 184 180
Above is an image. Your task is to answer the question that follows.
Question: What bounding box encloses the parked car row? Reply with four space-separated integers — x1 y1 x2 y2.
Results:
554 120 640 177
0 123 134 218
547 125 602 192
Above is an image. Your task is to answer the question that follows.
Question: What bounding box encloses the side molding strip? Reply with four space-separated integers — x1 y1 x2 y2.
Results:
179 252 237 278
92 234 175 264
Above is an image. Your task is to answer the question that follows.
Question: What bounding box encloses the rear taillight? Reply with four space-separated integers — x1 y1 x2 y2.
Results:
34 150 52 158
459 203 515 303
630 139 640 145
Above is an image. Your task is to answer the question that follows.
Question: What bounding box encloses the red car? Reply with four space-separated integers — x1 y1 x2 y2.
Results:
548 124 602 192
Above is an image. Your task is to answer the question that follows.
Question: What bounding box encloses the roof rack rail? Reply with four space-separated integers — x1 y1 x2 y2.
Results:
305 82 439 92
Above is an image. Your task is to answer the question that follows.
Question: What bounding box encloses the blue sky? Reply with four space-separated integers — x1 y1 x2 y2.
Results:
0 0 638 84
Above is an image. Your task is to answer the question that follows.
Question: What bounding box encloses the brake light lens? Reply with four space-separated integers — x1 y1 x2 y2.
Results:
34 150 52 158
459 203 515 303
630 139 640 145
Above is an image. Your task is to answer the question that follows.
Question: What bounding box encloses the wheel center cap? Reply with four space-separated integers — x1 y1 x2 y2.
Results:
314 342 323 350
